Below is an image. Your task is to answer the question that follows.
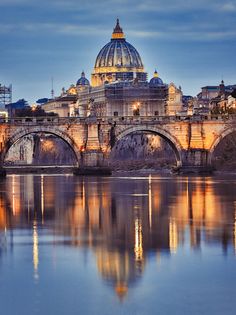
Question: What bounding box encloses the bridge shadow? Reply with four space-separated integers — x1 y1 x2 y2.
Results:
4 132 78 167
210 130 236 171
109 131 178 170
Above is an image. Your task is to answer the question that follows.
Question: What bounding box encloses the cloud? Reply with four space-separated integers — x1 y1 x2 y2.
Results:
136 0 220 12
1 19 236 42
0 0 33 5
0 22 109 37
221 2 236 12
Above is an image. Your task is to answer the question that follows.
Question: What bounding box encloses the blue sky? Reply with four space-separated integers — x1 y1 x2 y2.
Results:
0 0 236 103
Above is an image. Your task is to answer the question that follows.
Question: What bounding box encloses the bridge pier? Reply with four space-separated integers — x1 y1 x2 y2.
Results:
74 121 111 175
74 150 111 175
175 149 213 174
81 150 104 167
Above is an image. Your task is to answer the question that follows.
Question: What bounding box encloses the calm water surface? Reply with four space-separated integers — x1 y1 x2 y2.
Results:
0 174 236 315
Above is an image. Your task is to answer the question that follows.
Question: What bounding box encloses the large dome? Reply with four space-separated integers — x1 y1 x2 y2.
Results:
91 19 147 86
95 39 143 70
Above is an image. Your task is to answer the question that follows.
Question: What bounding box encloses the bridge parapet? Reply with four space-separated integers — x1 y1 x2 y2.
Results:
0 114 235 126
0 116 87 126
0 114 235 174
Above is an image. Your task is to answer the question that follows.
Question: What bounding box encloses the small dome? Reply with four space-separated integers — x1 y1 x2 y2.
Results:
76 71 90 86
149 70 163 86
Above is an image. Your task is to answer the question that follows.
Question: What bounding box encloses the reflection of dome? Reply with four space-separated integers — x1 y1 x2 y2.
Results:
96 247 145 300
76 71 90 86
95 20 143 70
115 283 128 300
149 70 164 86
91 19 147 86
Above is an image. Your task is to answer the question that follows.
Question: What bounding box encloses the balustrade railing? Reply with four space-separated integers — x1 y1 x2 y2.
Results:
0 114 235 125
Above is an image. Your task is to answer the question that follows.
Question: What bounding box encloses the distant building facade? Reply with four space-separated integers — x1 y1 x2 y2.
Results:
196 81 236 114
166 83 183 115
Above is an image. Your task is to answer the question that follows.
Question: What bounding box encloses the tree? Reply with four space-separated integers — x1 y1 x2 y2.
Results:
15 105 58 117
36 98 49 104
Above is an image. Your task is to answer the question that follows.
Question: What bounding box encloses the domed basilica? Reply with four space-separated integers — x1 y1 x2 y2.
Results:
91 19 147 86
42 19 182 117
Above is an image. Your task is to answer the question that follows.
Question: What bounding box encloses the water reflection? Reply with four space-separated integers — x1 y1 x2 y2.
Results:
0 174 236 299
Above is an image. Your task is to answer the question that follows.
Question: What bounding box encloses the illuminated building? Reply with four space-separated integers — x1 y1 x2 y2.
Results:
197 80 236 113
41 87 77 117
91 19 147 86
42 19 183 117
167 83 183 115
78 19 171 117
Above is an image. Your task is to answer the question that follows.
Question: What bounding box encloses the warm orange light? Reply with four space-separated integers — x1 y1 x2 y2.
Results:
133 102 140 111
115 283 128 299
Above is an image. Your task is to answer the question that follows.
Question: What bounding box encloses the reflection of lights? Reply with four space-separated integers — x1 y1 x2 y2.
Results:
134 218 143 261
234 205 236 253
148 175 152 228
169 218 178 254
82 180 85 211
33 221 39 281
41 175 44 224
12 175 16 216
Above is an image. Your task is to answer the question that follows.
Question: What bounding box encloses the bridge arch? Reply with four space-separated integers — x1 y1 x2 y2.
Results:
114 125 183 166
2 126 81 165
208 127 236 165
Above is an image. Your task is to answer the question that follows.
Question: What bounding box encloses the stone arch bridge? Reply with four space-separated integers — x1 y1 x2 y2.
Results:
0 115 235 172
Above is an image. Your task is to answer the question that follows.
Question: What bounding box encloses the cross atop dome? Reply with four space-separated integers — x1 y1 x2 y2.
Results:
112 18 125 39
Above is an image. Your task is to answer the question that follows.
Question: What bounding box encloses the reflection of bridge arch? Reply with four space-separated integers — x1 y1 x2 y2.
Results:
115 125 183 166
208 127 236 165
2 126 80 165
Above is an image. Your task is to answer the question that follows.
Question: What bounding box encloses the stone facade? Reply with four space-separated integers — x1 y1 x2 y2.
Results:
166 83 183 116
42 95 77 117
78 81 168 118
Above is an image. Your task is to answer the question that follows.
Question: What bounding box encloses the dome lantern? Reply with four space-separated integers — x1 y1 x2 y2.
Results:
112 18 125 39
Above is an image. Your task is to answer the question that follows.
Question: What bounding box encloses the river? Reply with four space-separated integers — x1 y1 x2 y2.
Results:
0 174 235 315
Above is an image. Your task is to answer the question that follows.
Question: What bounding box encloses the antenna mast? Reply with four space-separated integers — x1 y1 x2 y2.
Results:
51 77 54 99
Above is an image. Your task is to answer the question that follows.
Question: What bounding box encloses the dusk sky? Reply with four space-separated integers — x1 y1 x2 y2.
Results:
0 0 236 104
